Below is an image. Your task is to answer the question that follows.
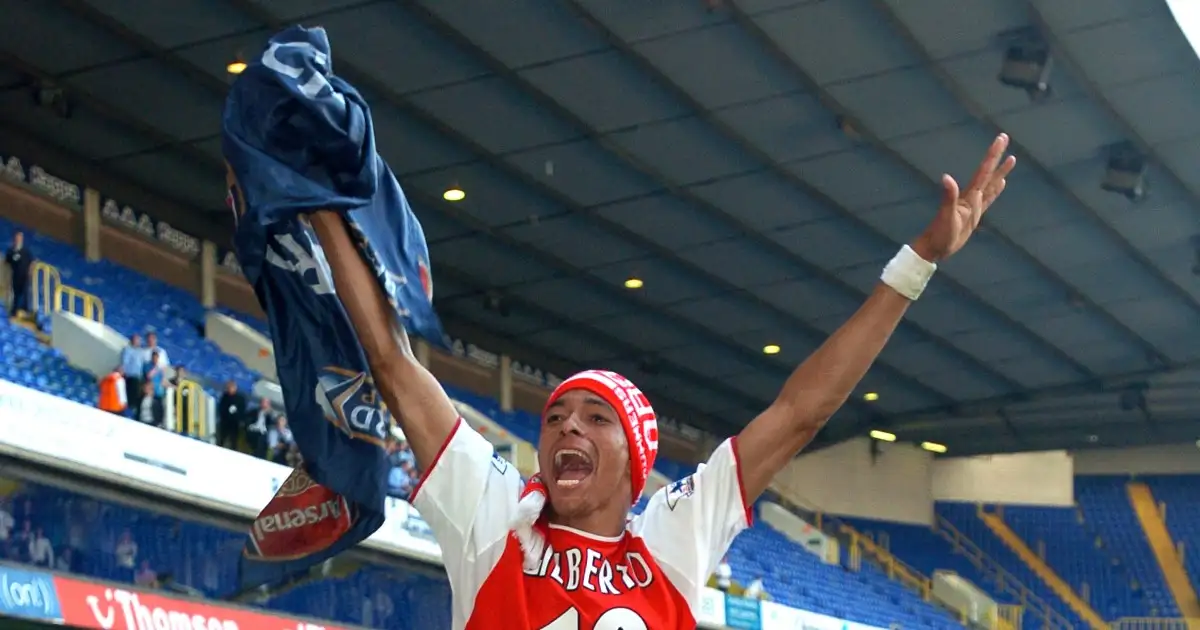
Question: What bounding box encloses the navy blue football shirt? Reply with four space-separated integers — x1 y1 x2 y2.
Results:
222 25 446 590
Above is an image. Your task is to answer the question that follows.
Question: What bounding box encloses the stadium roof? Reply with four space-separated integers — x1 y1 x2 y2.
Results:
3 0 1200 456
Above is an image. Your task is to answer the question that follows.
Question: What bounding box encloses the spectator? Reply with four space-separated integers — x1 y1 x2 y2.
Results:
387 461 415 500
134 560 158 588
144 332 169 369
170 366 193 435
55 547 75 573
27 527 52 567
114 529 137 570
391 440 416 469
743 575 768 601
98 366 127 415
715 556 732 592
285 443 303 468
216 381 248 451
266 416 295 463
120 334 147 415
134 381 164 427
144 352 166 399
246 397 276 459
4 231 34 319
13 519 31 552
0 500 13 542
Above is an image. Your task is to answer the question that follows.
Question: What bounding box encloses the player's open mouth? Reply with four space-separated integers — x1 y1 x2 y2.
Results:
553 448 594 488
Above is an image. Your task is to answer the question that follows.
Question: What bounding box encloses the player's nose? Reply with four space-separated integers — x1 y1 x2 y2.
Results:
559 411 585 436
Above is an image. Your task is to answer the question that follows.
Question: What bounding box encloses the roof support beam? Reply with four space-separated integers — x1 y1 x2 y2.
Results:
887 355 1200 432
722 0 1173 370
34 0 792 430
0 51 226 242
558 0 1100 385
870 0 1200 361
207 0 951 409
403 0 1028 399
1027 1 1200 268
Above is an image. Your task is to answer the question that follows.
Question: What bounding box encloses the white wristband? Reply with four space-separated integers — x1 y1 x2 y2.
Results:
881 245 937 301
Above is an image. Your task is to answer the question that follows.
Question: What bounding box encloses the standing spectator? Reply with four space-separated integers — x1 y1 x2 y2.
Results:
13 519 31 556
0 501 12 545
246 397 276 458
134 560 158 588
715 556 733 592
144 351 166 399
285 443 303 468
387 461 415 500
98 366 127 415
743 575 768 601
216 381 248 451
114 530 137 571
170 365 193 435
266 416 294 463
120 334 147 415
27 527 52 567
55 548 75 573
144 332 169 369
4 231 34 319
135 381 164 427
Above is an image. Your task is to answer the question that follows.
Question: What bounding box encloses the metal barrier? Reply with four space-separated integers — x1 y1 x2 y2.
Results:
30 261 60 315
840 524 933 601
998 604 1024 630
1111 618 1200 630
936 514 1073 630
53 284 104 323
31 261 105 324
172 380 209 439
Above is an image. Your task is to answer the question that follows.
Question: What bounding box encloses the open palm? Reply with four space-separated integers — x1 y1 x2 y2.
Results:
913 134 1017 262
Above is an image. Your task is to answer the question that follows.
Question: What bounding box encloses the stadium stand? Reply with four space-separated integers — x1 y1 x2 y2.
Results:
10 183 1200 629
0 210 970 628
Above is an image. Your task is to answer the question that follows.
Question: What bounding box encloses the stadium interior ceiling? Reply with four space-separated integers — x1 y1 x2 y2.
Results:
3 0 1200 457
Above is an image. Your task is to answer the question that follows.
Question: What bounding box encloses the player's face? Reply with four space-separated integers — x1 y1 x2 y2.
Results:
539 389 631 520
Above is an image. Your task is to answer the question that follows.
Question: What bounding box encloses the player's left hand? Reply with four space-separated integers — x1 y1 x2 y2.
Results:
911 133 1016 262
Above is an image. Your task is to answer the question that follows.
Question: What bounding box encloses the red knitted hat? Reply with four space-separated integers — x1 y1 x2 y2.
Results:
543 369 659 500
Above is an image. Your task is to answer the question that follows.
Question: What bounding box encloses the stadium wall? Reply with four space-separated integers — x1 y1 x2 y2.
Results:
774 437 935 525
1073 443 1200 475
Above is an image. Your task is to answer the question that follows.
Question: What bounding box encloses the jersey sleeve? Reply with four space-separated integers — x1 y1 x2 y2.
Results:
630 437 751 609
409 418 523 613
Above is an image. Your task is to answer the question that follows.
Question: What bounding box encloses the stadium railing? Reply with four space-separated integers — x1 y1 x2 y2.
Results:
31 260 103 324
936 514 1072 630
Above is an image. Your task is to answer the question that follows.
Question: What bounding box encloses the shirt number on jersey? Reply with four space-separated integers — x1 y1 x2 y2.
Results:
540 607 647 630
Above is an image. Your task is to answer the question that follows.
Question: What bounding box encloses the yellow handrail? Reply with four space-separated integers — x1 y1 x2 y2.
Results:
936 514 1073 629
31 260 60 315
173 380 207 438
53 284 104 323
1110 618 1200 630
839 523 933 600
997 604 1024 630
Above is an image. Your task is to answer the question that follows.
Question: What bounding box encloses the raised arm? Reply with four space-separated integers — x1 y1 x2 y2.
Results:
735 134 1016 501
308 211 458 470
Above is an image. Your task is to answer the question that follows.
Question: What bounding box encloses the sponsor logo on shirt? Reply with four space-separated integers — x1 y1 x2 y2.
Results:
247 468 353 560
524 546 656 595
314 368 391 447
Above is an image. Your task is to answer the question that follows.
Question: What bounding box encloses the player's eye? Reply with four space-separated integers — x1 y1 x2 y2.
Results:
590 414 608 424
545 413 563 425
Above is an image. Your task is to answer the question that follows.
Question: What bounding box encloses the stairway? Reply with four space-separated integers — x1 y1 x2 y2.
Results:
934 514 1072 629
1127 482 1200 620
978 508 1108 630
